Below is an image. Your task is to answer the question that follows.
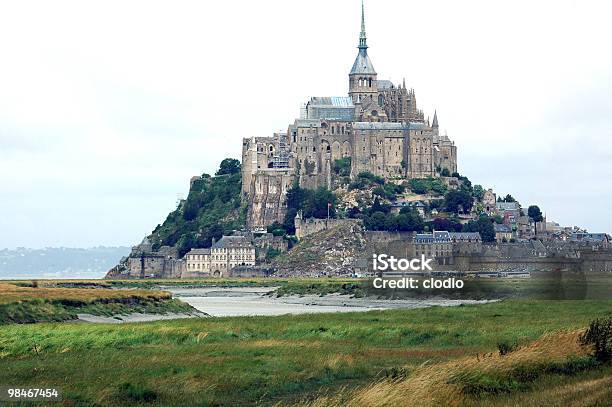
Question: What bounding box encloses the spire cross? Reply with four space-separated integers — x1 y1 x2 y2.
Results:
359 0 368 49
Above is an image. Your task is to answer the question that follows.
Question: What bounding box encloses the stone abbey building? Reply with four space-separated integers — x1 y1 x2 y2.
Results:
242 3 458 230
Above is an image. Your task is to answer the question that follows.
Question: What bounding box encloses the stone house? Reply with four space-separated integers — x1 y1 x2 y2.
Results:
482 189 496 214
414 231 453 265
494 223 513 242
183 235 256 277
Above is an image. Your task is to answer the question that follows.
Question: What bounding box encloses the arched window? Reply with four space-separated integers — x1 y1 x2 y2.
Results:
369 78 372 87
378 94 384 106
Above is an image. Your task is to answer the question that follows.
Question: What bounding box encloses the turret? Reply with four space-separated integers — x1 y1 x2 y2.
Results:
432 110 439 136
348 1 378 104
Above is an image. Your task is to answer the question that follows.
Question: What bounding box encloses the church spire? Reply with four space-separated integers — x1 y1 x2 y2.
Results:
359 0 368 50
432 110 439 128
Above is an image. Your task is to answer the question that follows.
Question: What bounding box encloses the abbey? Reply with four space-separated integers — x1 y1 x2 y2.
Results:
242 3 457 230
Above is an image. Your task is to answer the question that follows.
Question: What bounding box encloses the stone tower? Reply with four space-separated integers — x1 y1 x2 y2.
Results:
432 110 439 136
349 1 378 105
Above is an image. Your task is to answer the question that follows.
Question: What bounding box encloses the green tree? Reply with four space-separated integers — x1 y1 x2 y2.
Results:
283 208 298 235
528 205 544 236
267 221 286 236
215 158 241 176
440 168 451 177
463 216 495 243
410 179 428 194
444 190 474 214
365 211 387 231
430 217 462 232
473 184 485 200
383 213 398 231
332 157 351 177
429 178 447 195
266 247 281 260
177 233 197 257
503 194 516 203
150 160 244 253
397 210 425 232
311 187 337 218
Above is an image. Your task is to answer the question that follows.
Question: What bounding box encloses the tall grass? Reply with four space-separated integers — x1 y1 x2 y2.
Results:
0 282 170 304
0 283 192 324
303 330 604 406
0 300 610 405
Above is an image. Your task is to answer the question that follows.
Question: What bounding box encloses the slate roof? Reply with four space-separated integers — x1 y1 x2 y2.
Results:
378 80 394 90
212 235 252 249
449 232 481 241
308 96 354 108
496 202 520 211
571 233 610 242
350 49 376 75
416 231 451 243
187 248 211 255
353 122 406 130
494 224 512 233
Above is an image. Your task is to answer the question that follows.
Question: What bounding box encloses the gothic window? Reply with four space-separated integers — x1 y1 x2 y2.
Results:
369 78 372 87
378 94 384 106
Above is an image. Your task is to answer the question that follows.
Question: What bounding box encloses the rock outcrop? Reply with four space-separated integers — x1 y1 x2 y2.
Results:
272 222 367 277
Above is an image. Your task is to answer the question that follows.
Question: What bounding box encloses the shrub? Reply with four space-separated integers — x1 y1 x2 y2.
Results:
497 340 518 356
266 247 281 260
332 157 351 177
116 382 158 402
410 179 428 194
580 318 612 362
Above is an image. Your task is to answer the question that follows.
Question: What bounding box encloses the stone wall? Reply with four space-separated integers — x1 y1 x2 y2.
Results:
253 232 289 261
246 170 295 230
125 255 184 278
294 217 362 240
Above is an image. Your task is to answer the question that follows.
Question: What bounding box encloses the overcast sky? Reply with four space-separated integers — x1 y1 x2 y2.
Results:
1 0 610 249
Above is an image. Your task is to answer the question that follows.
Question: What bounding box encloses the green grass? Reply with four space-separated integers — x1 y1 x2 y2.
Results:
11 273 611 301
0 299 610 406
0 282 196 324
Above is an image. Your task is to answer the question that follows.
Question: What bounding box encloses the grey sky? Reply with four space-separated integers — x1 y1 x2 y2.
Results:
1 0 610 249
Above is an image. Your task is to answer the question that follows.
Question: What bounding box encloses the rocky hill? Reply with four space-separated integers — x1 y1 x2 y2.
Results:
272 221 367 277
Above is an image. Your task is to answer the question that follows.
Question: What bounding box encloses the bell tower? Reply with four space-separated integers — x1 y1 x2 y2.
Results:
349 1 377 105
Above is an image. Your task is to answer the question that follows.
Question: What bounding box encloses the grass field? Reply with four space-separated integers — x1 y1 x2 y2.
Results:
0 282 195 324
0 299 610 406
9 272 611 301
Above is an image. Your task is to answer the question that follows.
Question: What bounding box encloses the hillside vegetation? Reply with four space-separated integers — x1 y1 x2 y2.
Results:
148 159 245 256
0 283 194 324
